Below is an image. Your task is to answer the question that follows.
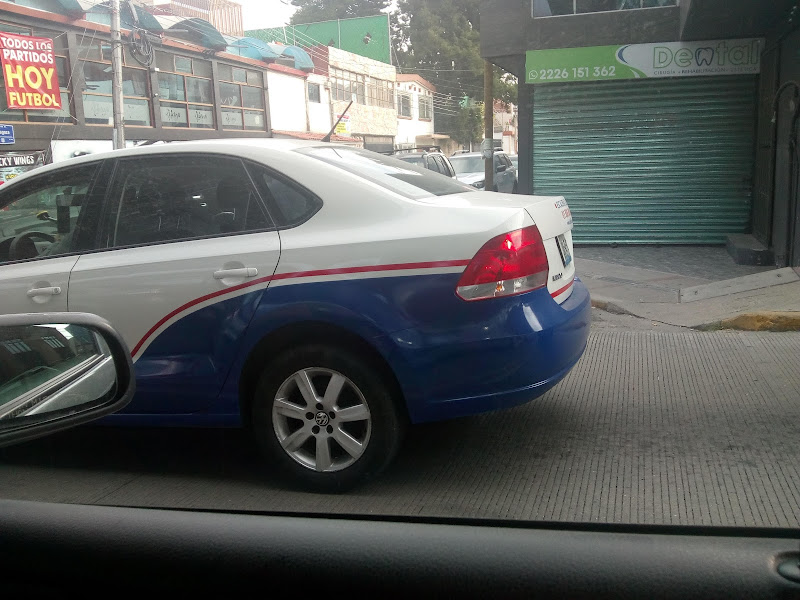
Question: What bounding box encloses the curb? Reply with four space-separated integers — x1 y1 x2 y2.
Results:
590 298 635 317
695 312 800 332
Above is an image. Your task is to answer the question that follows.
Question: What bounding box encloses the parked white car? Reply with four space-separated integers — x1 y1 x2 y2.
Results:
0 139 587 491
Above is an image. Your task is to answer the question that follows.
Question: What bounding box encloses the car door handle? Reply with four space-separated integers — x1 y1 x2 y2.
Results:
213 268 258 279
26 286 62 298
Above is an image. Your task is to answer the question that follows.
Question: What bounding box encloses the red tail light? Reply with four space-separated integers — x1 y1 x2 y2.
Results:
456 225 549 301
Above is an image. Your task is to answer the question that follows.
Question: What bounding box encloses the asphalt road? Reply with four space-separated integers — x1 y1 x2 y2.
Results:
2 312 799 528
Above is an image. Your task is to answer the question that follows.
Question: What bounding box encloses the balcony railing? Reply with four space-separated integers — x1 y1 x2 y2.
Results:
533 0 677 18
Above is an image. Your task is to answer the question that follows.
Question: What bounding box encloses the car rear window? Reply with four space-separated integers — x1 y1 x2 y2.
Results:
297 146 473 199
450 155 485 174
397 155 424 165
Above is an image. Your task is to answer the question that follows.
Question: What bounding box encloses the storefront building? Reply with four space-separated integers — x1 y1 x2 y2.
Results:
482 0 799 266
0 1 312 184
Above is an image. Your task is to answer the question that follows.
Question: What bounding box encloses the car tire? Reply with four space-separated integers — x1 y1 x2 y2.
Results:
251 344 405 492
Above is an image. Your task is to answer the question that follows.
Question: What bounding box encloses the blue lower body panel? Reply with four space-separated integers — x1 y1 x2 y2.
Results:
387 279 591 423
98 273 590 427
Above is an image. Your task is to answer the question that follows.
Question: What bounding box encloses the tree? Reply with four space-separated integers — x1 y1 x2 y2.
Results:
450 105 483 147
290 0 391 24
392 0 517 136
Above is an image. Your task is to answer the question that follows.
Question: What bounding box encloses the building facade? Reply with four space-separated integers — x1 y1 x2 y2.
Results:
395 73 436 149
493 100 517 156
141 0 244 37
310 45 397 152
482 0 799 267
0 0 323 183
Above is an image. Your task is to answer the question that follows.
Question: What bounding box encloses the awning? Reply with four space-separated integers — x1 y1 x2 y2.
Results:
121 3 164 34
50 0 85 18
277 45 314 71
226 38 314 71
166 18 228 51
227 37 282 61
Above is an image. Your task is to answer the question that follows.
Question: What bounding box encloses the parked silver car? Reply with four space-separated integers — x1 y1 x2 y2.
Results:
449 151 518 193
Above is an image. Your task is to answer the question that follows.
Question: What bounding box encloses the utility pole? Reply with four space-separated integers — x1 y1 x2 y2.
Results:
483 60 493 191
111 0 125 149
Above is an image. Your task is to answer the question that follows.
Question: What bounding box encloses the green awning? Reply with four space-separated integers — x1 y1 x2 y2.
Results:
168 18 228 51
120 3 164 34
22 0 84 18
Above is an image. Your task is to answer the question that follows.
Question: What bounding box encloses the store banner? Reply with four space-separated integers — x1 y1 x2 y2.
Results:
525 38 763 84
0 151 44 185
0 32 62 110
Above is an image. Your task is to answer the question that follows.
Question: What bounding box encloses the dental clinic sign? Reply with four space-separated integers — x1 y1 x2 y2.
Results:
525 38 762 84
0 33 61 110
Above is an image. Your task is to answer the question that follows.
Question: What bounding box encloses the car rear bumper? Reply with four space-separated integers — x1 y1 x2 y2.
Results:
387 278 591 423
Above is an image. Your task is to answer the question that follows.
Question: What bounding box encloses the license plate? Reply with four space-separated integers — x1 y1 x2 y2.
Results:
556 234 572 267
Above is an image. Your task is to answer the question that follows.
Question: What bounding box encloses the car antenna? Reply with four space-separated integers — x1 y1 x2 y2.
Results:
322 99 353 143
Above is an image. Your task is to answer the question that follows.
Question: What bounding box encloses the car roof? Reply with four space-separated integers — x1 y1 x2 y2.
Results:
450 151 506 158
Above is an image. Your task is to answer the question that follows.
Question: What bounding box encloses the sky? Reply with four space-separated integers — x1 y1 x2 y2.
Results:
236 0 298 30
234 0 398 30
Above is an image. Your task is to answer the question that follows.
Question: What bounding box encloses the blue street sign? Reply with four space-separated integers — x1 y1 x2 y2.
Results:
0 124 15 145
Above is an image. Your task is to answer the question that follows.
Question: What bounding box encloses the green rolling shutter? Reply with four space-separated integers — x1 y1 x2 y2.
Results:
532 76 757 243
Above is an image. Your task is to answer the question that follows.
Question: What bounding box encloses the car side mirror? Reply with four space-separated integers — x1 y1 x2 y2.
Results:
496 164 507 173
0 312 135 448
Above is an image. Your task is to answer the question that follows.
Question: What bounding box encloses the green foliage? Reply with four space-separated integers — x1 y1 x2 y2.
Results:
289 0 518 137
392 0 517 133
450 105 483 146
289 0 391 24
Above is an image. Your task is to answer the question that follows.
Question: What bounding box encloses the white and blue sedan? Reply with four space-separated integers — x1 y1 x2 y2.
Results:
0 139 589 491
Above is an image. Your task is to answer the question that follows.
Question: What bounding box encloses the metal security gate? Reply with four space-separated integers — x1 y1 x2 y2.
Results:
532 76 757 243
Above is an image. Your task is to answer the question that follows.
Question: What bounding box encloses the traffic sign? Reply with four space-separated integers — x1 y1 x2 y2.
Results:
0 124 15 144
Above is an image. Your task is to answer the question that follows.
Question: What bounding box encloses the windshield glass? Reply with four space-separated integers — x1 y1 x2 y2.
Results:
297 146 473 198
449 155 484 174
0 0 798 541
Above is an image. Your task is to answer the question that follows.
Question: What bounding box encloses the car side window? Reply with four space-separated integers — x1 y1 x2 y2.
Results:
103 155 272 248
425 155 441 174
246 163 322 228
0 163 101 264
433 156 451 176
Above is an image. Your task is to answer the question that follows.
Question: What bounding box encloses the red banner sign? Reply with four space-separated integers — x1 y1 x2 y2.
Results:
0 32 61 110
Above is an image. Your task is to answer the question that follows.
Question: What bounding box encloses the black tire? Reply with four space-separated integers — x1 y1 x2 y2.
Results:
251 344 405 492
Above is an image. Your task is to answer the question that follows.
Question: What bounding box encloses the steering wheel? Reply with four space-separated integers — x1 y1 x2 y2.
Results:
9 231 56 261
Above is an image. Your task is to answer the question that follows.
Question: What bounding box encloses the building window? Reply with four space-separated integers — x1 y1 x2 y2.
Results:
1 339 31 355
398 92 412 118
366 77 394 108
419 96 432 120
157 60 214 129
331 68 365 104
308 82 321 103
533 0 676 17
218 64 266 130
79 35 151 127
174 56 193 74
0 24 73 124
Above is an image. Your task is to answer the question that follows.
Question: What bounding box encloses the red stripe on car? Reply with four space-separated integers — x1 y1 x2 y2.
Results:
130 260 471 357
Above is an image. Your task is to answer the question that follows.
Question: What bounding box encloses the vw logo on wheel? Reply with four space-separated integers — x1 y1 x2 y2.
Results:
315 411 330 426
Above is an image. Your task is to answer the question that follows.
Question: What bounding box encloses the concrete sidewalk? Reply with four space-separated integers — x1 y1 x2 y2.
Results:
575 249 800 330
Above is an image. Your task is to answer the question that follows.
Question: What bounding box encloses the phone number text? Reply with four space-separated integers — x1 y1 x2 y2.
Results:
531 66 617 81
